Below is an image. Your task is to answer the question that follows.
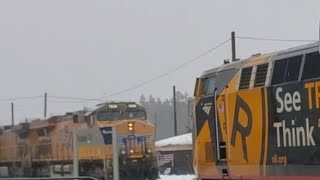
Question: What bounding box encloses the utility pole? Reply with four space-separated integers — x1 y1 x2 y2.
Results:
44 92 47 118
11 102 15 177
11 102 14 126
231 31 236 62
173 86 177 136
154 112 157 140
112 127 119 180
72 130 79 177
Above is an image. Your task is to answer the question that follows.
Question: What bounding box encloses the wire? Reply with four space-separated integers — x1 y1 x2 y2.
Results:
236 36 317 43
96 38 231 99
48 95 103 102
1 35 315 117
0 36 314 104
95 36 316 99
0 96 43 102
48 99 96 104
39 38 231 103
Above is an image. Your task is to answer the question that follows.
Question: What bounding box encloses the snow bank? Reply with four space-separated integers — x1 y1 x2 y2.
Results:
156 133 192 147
158 174 196 180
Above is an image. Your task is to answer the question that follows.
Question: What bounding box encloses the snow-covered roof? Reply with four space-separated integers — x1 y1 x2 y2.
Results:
156 133 192 147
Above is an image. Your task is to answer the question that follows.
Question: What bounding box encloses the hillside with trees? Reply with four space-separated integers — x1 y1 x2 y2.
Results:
139 91 193 140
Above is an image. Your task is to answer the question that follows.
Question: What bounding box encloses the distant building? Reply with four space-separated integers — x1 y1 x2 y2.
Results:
156 133 193 175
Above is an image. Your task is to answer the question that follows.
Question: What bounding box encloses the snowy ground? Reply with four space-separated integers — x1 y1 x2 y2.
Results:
156 133 192 147
158 174 196 180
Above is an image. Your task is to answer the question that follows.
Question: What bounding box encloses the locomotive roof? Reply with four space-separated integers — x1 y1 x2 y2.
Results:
0 102 143 127
85 102 144 116
96 101 138 106
201 41 319 77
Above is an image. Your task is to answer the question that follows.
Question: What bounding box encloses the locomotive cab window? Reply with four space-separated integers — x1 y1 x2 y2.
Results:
286 55 302 82
302 52 320 80
202 75 216 96
125 110 146 120
97 109 122 121
272 55 302 85
193 78 200 97
271 59 287 85
125 104 147 120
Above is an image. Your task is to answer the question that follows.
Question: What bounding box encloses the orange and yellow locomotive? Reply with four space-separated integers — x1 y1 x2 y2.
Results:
193 42 320 179
0 102 158 180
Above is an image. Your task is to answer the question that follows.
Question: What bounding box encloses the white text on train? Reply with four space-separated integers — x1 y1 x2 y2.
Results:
276 87 301 113
273 118 315 147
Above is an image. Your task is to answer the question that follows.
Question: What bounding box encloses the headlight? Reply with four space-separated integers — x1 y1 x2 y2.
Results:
128 122 134 131
121 149 126 155
147 148 152 154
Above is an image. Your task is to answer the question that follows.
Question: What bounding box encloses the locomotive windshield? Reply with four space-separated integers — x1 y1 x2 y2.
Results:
95 103 147 121
125 110 147 120
97 110 122 120
202 75 216 96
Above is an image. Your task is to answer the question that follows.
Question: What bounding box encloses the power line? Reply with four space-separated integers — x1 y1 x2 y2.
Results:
40 38 231 102
1 35 315 103
2 34 317 123
0 96 43 102
95 38 231 99
48 95 102 102
97 35 316 99
236 36 317 43
48 99 96 104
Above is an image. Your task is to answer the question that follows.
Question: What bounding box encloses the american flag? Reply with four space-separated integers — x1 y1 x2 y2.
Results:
158 153 174 167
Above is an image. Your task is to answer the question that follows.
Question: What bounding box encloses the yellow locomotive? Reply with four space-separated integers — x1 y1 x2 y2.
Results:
0 102 158 180
193 42 320 179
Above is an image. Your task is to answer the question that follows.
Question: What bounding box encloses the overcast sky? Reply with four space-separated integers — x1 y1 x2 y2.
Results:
0 0 319 125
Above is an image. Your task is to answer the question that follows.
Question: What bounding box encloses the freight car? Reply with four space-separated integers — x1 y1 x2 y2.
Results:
0 102 158 180
193 42 320 179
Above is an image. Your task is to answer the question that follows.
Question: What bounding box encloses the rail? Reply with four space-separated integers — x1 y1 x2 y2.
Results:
0 176 98 180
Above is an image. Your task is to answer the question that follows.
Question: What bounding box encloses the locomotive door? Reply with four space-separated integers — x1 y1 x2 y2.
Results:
213 88 227 168
216 93 228 164
200 74 227 164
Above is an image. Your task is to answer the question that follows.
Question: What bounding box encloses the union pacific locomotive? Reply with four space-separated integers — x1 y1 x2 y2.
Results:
193 42 320 179
0 102 158 180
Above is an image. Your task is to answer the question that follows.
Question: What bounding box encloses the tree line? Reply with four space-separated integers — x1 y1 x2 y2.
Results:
139 91 193 140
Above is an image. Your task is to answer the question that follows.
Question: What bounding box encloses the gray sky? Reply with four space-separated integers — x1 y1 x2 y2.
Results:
0 0 319 125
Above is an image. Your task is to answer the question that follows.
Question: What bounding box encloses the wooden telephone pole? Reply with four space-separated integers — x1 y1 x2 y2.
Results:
44 92 47 118
231 31 236 62
11 102 14 126
173 86 177 136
